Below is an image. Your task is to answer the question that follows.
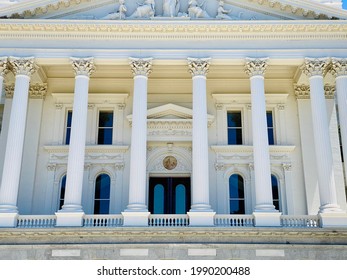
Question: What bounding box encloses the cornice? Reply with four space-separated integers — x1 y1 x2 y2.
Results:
43 145 129 154
0 20 346 41
211 145 296 153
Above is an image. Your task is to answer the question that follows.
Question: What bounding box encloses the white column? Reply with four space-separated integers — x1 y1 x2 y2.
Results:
56 57 95 227
302 58 347 227
245 58 280 227
187 58 215 226
0 57 7 104
331 58 347 186
0 57 37 227
122 57 152 227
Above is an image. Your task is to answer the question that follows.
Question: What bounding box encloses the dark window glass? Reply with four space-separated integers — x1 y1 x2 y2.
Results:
98 112 113 145
94 174 111 214
267 111 275 145
65 111 72 145
229 174 245 214
59 175 66 210
153 184 165 214
227 112 242 145
175 184 186 214
271 175 280 211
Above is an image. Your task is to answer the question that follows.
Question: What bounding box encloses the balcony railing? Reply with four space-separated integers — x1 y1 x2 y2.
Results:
83 215 123 227
149 214 189 227
214 214 254 227
12 214 322 229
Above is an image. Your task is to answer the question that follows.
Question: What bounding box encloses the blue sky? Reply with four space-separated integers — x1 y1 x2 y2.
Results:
343 0 347 9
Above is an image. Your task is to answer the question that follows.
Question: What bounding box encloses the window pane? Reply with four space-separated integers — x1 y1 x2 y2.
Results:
154 184 164 214
95 174 111 199
271 175 280 211
65 128 71 145
59 175 66 210
94 200 110 215
227 112 241 127
175 184 186 214
268 128 274 145
266 111 273 127
228 128 242 145
99 112 113 127
98 128 113 145
229 174 245 214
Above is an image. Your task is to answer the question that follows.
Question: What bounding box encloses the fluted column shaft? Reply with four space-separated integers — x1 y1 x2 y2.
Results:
0 57 36 212
302 58 341 213
188 58 212 211
245 58 276 212
61 58 95 212
331 58 347 187
126 58 152 211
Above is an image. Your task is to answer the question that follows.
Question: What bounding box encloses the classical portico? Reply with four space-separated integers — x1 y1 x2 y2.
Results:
0 0 346 235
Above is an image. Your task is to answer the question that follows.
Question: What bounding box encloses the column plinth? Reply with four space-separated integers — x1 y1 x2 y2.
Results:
122 58 152 226
56 57 95 227
187 58 215 226
0 57 37 227
302 58 343 216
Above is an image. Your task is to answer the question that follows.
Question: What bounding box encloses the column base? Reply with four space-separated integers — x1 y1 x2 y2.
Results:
55 211 84 227
122 211 150 227
0 212 19 227
187 211 216 227
319 212 347 228
253 212 282 227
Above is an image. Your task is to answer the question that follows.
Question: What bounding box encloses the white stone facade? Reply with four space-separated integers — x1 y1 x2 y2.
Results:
0 0 347 231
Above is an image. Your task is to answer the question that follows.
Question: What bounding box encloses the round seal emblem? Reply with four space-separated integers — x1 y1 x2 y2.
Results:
163 156 177 170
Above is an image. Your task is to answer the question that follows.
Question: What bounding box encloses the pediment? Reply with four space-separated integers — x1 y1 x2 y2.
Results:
1 0 347 20
127 103 214 124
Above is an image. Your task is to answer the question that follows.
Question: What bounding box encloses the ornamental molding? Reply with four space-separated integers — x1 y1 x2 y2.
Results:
129 57 153 77
244 57 268 77
0 57 9 77
0 21 347 42
301 57 330 78
294 84 336 99
187 58 210 77
9 56 38 77
330 58 347 77
5 83 47 99
70 57 95 77
2 0 346 20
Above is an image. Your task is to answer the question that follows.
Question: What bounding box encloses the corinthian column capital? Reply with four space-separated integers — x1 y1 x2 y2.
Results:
244 58 268 77
330 58 347 77
129 57 153 77
301 57 330 78
187 58 210 77
70 57 95 77
9 56 37 77
0 57 9 77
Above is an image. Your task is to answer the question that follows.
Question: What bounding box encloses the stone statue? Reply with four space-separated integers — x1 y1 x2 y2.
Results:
188 0 210 19
163 0 180 17
102 0 127 20
216 0 233 20
129 0 155 18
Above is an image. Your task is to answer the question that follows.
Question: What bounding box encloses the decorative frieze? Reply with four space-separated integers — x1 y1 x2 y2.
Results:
301 57 330 78
70 57 95 77
330 58 347 77
244 58 268 77
5 83 47 99
0 57 8 77
129 57 153 77
9 56 37 76
187 58 210 77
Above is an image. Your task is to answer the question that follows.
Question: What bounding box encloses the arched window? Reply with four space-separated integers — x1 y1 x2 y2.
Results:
94 174 111 214
175 184 186 214
59 175 66 210
153 184 164 214
271 175 280 211
229 174 245 214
